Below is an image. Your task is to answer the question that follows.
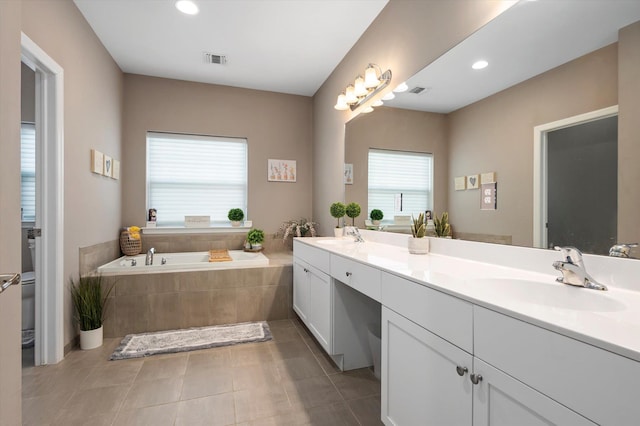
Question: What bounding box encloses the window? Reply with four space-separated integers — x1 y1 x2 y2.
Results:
21 123 36 222
368 149 433 221
146 132 248 227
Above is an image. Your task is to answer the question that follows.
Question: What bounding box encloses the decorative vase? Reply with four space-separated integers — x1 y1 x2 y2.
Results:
231 221 241 227
408 237 429 255
372 220 381 226
334 228 343 238
250 243 262 251
80 325 103 350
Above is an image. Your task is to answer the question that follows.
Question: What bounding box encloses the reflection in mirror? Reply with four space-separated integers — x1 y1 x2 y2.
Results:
344 0 640 257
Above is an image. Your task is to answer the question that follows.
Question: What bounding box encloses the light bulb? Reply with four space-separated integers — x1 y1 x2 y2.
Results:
381 91 395 101
175 0 199 15
372 99 384 107
393 82 409 93
345 85 358 104
362 106 374 113
334 93 349 110
354 75 368 97
364 65 380 88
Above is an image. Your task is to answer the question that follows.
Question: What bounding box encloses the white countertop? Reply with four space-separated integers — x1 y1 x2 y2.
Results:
296 236 640 362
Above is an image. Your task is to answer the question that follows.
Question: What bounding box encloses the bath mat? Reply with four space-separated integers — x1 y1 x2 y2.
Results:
209 249 232 262
22 329 34 349
109 321 271 360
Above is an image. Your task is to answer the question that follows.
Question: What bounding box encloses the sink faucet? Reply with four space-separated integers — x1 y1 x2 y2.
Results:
345 226 365 243
552 246 607 291
145 247 155 265
609 243 638 258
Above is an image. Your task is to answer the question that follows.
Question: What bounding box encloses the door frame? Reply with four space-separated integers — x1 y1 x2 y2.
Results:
21 33 64 365
532 105 618 249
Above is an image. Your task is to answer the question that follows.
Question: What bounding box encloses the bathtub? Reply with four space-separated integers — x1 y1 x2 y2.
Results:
97 250 269 275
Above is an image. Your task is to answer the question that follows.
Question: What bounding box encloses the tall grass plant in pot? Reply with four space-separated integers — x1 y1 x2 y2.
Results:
70 274 113 350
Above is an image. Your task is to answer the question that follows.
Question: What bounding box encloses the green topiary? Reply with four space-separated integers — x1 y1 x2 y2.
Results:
370 209 384 221
330 202 346 228
345 202 361 226
228 208 244 222
247 228 265 245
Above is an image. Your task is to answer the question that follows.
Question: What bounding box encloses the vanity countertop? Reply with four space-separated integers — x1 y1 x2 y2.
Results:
296 236 640 362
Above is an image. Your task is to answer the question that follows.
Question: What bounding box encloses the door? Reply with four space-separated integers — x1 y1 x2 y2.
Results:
307 266 332 352
547 115 618 255
473 358 596 426
292 259 309 322
382 307 472 426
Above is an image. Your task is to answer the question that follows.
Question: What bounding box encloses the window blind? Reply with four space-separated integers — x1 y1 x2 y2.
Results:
368 149 433 220
21 123 36 222
147 132 248 226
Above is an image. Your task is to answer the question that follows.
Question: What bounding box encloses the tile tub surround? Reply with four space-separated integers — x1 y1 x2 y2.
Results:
102 254 293 338
139 231 293 254
79 239 121 276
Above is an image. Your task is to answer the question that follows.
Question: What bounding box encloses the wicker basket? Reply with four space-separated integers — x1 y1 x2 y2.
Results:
120 231 142 256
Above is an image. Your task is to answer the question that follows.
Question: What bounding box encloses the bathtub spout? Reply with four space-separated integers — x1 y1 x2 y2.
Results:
145 248 155 265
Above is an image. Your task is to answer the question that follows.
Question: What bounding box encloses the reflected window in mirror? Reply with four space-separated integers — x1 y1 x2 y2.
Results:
368 149 433 223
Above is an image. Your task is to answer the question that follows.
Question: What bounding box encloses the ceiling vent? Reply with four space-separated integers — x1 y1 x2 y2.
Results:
409 86 429 95
203 52 227 65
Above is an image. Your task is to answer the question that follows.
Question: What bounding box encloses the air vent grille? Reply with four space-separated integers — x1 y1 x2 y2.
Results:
409 86 426 94
203 52 227 65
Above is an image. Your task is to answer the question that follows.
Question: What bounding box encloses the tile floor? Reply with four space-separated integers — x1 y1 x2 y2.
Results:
21 319 382 425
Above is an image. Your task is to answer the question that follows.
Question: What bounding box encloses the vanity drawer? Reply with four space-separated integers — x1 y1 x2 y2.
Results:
293 240 330 274
474 306 640 425
331 254 381 302
381 272 473 353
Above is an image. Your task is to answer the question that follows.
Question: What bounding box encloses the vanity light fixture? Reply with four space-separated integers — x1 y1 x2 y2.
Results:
372 99 384 107
334 63 392 111
472 60 489 70
175 0 199 15
393 82 409 93
381 91 395 101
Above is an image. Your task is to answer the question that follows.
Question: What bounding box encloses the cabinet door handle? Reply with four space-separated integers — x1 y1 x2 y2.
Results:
470 374 483 385
303 268 309 273
456 366 468 376
346 272 352 277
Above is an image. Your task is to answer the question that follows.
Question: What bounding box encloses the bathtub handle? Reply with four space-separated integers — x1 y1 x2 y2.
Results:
0 273 21 294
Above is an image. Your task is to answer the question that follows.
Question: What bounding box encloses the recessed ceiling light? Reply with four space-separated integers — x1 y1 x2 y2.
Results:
176 0 199 15
472 60 489 70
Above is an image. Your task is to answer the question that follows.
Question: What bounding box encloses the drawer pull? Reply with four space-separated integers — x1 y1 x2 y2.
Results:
346 272 352 277
303 268 309 273
470 374 483 385
456 366 468 376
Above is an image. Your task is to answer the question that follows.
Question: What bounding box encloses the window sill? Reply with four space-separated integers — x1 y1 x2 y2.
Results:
141 226 251 235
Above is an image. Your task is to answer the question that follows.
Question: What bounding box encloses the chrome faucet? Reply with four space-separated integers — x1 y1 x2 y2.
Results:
345 226 365 243
145 247 155 265
552 246 607 291
609 243 638 258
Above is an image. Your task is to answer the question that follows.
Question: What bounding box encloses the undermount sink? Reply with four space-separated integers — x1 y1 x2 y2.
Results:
468 278 625 312
316 239 353 245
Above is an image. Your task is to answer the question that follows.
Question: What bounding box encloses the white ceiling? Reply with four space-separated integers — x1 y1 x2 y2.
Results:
387 0 640 113
73 0 388 96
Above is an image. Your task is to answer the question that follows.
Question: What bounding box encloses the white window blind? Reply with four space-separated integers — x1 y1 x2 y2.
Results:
368 149 433 220
21 123 36 222
147 132 248 226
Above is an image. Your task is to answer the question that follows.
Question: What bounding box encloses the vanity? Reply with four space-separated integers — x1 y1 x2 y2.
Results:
293 231 640 425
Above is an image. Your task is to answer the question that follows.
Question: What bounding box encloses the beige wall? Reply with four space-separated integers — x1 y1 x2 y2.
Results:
618 21 640 247
345 107 448 227
121 74 313 234
21 0 124 345
447 44 618 246
312 0 517 236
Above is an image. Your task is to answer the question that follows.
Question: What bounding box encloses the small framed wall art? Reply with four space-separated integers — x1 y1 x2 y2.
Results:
467 174 480 190
344 163 353 185
103 155 113 177
112 160 120 180
268 159 296 182
91 149 104 174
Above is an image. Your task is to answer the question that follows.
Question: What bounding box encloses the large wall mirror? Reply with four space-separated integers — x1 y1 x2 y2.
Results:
345 0 640 257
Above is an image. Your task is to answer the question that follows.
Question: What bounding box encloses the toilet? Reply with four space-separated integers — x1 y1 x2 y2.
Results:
22 238 36 347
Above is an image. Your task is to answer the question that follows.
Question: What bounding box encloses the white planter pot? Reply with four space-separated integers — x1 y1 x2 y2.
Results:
372 220 381 226
334 228 343 238
80 326 103 350
231 221 241 227
408 237 429 255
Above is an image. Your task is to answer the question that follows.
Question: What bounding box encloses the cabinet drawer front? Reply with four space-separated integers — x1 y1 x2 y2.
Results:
474 306 640 425
381 272 473 353
331 254 381 302
293 240 330 274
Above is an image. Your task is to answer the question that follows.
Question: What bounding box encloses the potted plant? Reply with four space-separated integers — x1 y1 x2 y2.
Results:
345 202 361 227
278 218 318 241
408 212 429 254
370 209 384 225
330 202 346 238
246 228 265 250
434 211 452 238
69 274 114 350
228 208 245 226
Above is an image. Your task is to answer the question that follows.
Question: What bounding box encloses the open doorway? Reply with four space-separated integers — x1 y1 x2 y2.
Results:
533 106 618 255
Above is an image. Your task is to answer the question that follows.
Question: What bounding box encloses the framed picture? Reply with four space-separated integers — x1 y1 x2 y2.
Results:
112 159 120 180
344 163 353 185
103 155 113 177
268 159 296 182
91 149 103 174
467 174 480 190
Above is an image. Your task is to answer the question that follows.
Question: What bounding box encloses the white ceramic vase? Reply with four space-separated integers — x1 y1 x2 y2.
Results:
408 237 429 255
231 221 241 227
80 325 103 350
334 228 343 238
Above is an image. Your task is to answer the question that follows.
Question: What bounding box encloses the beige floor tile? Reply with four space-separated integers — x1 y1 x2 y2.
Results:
311 349 342 376
347 395 384 425
113 403 179 426
230 342 274 367
22 366 94 398
283 375 344 409
185 347 232 374
59 384 129 419
275 355 325 382
232 361 281 391
306 402 361 425
180 367 233 400
234 384 294 423
176 393 236 425
135 354 188 381
80 359 143 389
51 411 116 426
22 391 73 426
270 339 313 360
329 368 380 400
269 323 303 343
122 377 184 409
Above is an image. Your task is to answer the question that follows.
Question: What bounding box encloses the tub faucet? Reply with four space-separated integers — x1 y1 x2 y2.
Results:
145 247 155 266
552 246 607 291
345 226 365 243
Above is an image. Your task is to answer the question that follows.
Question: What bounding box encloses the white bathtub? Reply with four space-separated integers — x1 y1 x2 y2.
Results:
97 250 269 275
